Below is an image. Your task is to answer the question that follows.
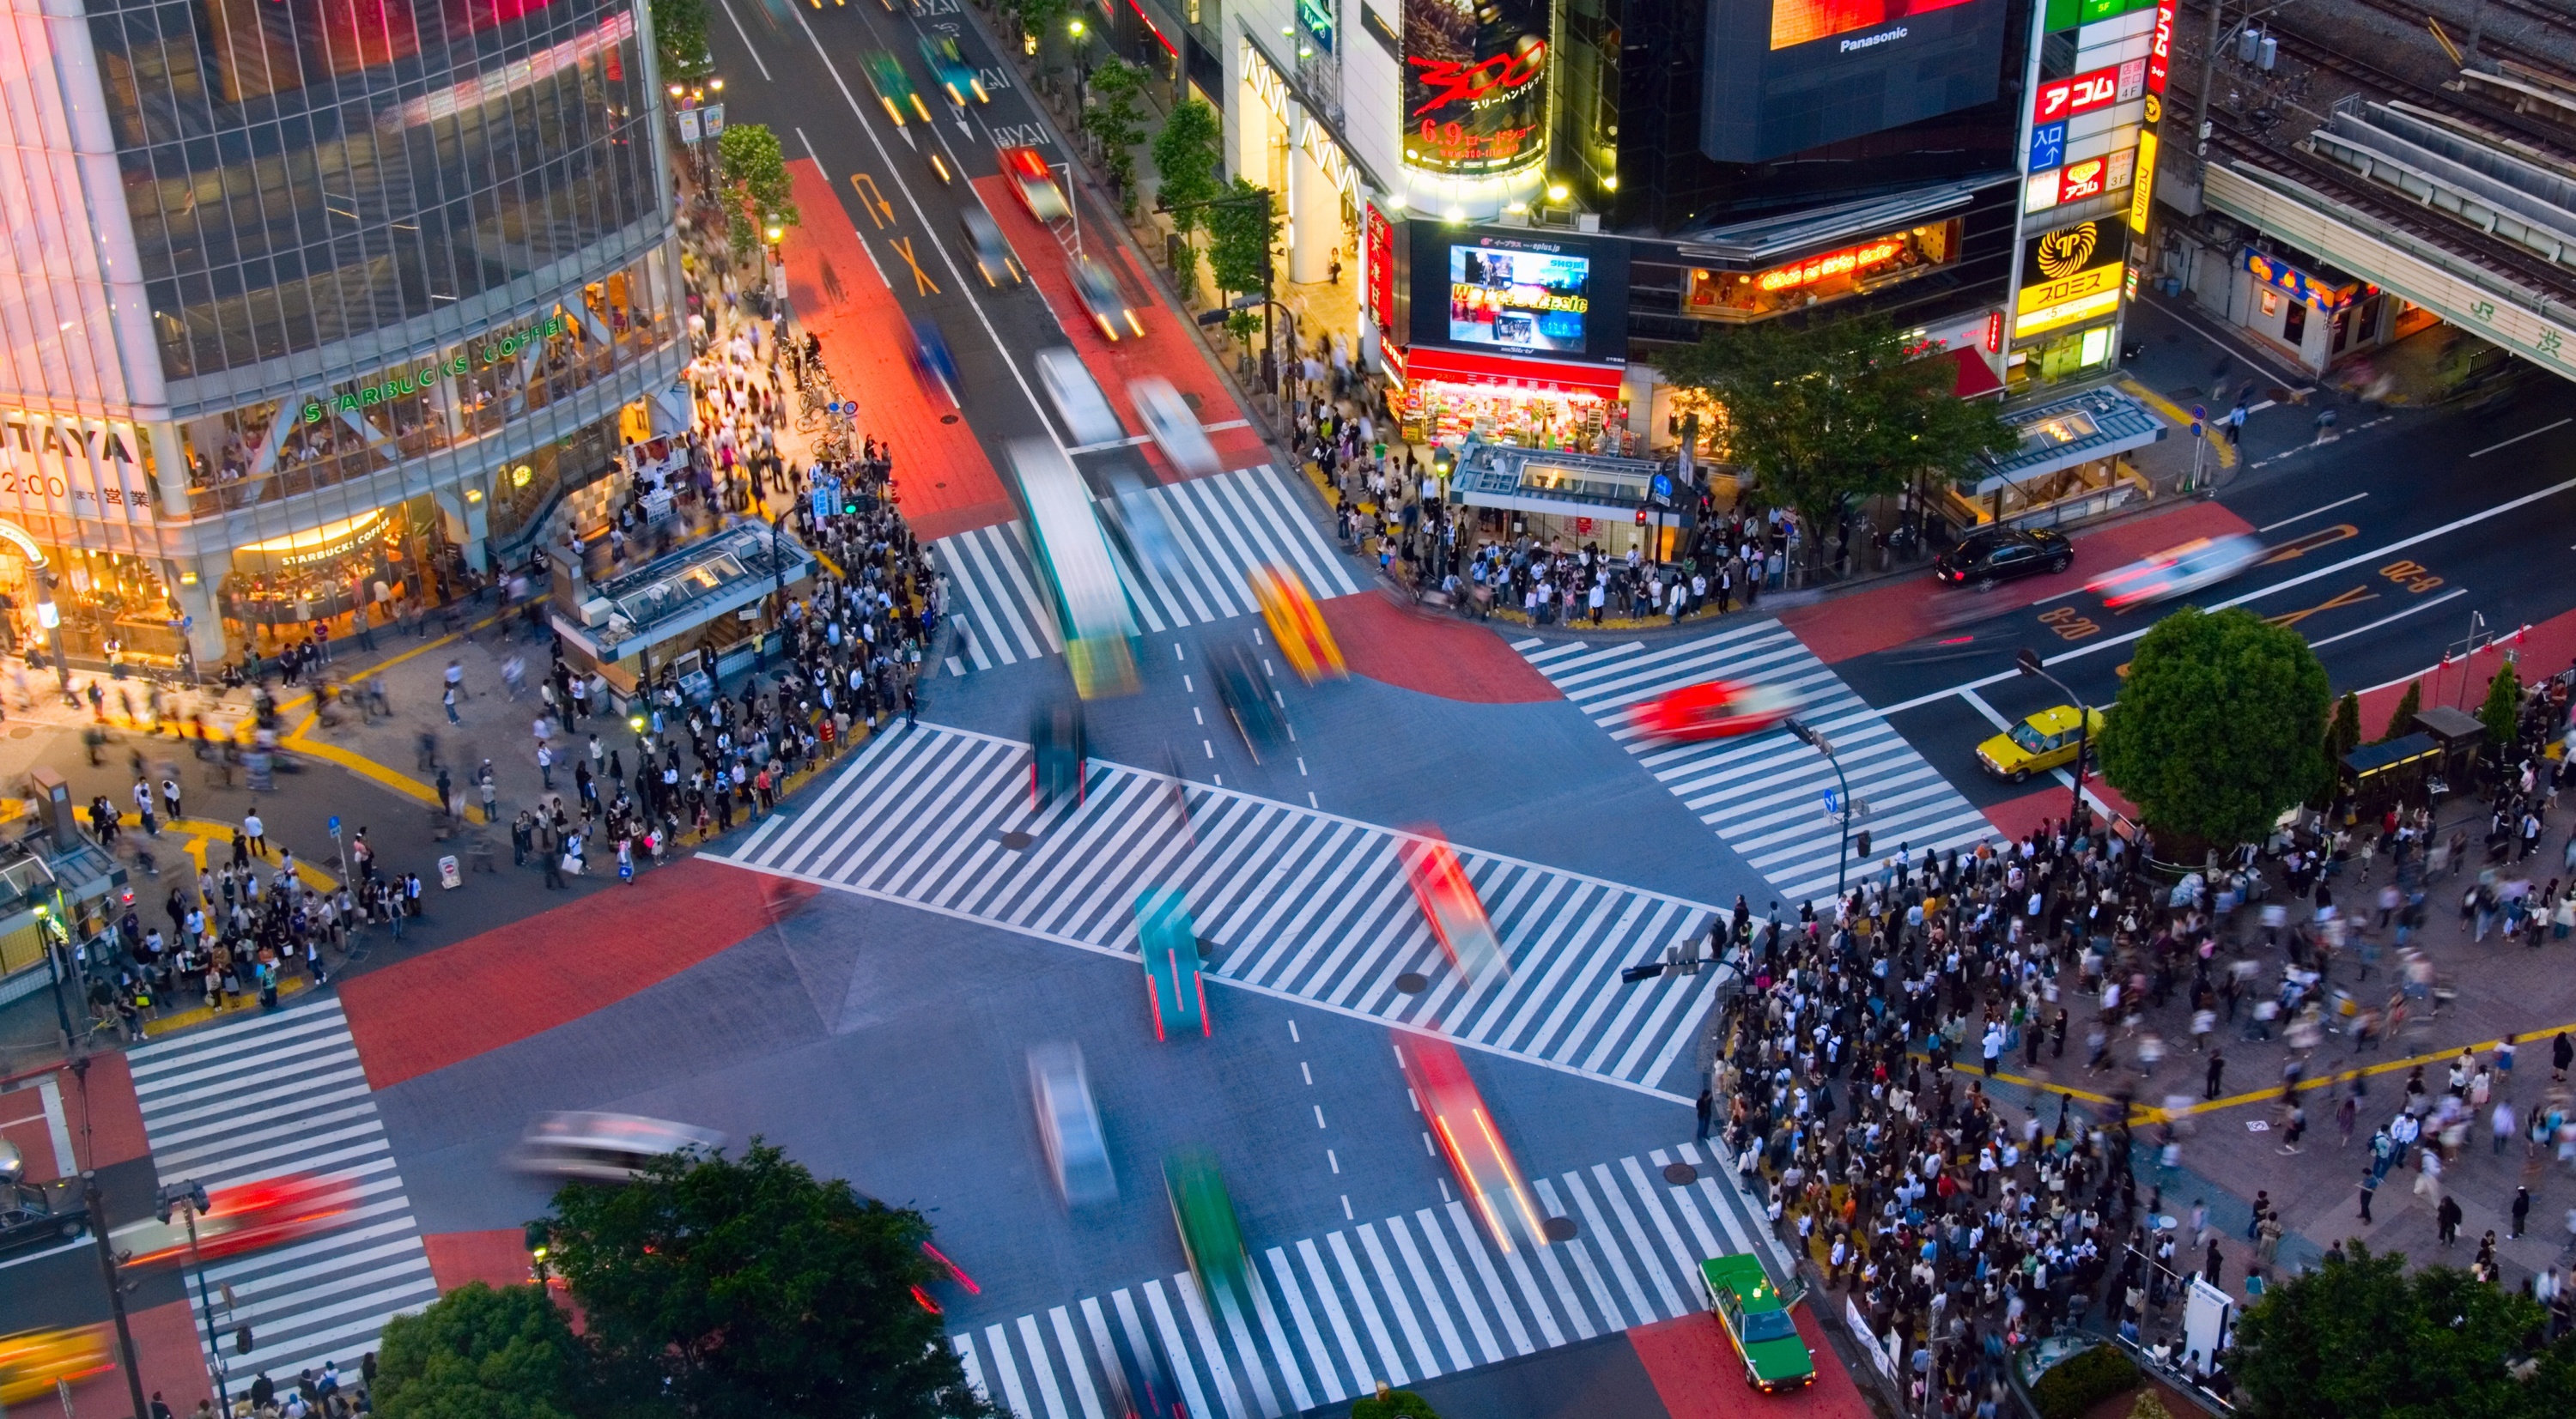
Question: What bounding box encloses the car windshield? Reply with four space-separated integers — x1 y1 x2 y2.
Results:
2008 723 2053 754
1741 1308 1797 1343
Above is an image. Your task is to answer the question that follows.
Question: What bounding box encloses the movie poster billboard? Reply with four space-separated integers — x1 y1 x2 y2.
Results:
1402 0 1549 177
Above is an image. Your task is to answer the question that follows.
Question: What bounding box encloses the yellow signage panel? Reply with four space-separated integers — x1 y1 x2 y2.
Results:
2129 130 2160 235
2016 285 2124 340
2017 258 2123 316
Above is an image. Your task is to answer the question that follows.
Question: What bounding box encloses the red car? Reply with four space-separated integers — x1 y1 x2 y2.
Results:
1626 681 1800 743
1400 829 1504 986
118 1173 356 1270
999 146 1068 223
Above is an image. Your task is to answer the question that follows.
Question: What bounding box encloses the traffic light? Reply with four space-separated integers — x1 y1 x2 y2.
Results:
233 1325 253 1355
524 1220 550 1258
1855 829 1872 859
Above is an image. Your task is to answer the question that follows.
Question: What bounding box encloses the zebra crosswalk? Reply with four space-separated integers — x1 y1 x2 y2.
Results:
125 997 439 1388
953 1139 1775 1419
717 723 1719 1093
934 464 1364 674
1520 622 2000 908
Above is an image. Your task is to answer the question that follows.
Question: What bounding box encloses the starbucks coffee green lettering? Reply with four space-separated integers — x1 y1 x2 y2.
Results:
301 313 571 422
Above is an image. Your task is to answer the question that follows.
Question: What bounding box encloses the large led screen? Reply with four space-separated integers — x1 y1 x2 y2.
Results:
1701 0 2008 164
1409 228 1631 361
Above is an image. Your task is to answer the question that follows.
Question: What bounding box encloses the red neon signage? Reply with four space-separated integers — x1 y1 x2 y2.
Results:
2147 0 2176 94
2034 64 2123 123
1754 237 1907 293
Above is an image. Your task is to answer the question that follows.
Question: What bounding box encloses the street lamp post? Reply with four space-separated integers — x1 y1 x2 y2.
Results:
1786 716 1860 901
2016 647 2097 834
156 1180 228 1413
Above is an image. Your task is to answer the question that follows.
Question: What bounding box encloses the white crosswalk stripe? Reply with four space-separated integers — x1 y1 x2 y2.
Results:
936 464 1364 674
712 723 1721 1092
950 1142 1774 1417
125 997 439 1390
1517 623 2001 908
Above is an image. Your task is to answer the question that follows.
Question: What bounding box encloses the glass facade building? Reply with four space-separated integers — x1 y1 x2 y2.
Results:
0 0 681 668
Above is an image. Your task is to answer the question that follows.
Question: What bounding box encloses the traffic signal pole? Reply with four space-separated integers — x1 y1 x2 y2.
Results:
72 1060 152 1419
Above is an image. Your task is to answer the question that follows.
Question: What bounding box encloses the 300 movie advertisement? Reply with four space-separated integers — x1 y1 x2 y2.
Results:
1402 0 1549 176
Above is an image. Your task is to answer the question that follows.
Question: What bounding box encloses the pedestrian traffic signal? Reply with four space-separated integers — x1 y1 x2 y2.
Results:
1855 829 1872 859
233 1325 253 1355
523 1220 550 1257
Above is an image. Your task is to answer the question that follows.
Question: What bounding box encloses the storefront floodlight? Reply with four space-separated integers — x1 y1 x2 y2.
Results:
1546 183 1569 202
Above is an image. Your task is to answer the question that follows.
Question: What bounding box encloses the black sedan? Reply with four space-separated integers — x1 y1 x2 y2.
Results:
0 1143 86 1257
1931 525 2073 589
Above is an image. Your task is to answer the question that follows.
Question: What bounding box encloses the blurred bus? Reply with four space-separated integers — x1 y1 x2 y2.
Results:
1007 439 1139 699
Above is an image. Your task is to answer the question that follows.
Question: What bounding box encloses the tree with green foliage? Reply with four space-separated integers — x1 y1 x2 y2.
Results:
650 0 712 84
715 124 799 258
2226 1242 2576 1417
2096 606 2333 849
2379 679 2423 743
1206 179 1278 300
2479 664 2524 753
374 1282 589 1419
2327 690 2361 767
549 1141 992 1419
1151 99 1224 288
1350 1386 1441 1419
1082 58 1147 208
1662 316 2017 568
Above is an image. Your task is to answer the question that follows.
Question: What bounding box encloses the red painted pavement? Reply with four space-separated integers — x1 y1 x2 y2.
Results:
1320 593 1561 704
2355 602 2576 737
0 1057 150 1179
423 1229 538 1294
338 858 813 1090
1984 779 2139 844
779 160 1012 543
969 176 1268 480
65 1297 215 1417
1781 500 2257 664
1628 1307 1874 1419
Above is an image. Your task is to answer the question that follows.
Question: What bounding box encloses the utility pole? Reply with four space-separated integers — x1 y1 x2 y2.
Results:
2193 0 2227 179
73 1058 150 1419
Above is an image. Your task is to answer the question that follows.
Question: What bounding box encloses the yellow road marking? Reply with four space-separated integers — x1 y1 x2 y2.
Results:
850 173 895 229
891 235 939 294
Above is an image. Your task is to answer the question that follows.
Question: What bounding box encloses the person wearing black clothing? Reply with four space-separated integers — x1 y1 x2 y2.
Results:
250 1374 276 1409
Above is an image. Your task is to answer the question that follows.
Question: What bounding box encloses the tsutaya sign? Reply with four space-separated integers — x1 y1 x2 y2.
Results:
0 410 155 525
300 313 573 424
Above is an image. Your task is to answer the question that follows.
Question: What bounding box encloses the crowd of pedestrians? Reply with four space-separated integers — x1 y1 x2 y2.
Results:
1702 662 2576 1416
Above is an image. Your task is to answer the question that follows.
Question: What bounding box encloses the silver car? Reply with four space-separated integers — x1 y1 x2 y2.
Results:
1029 1042 1116 1206
510 1112 725 1182
1128 377 1218 478
1036 347 1125 448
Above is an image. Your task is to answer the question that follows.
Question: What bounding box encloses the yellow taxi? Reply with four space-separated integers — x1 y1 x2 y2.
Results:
1 1326 113 1406
1976 704 2105 782
1247 566 1346 683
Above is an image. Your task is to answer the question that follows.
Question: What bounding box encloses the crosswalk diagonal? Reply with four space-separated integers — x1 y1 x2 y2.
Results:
936 464 1364 676
951 1141 1780 1416
1517 625 2000 908
713 722 1720 1093
125 997 439 1390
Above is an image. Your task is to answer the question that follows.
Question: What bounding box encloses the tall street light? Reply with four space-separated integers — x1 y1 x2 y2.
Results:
2016 646 2099 834
1785 716 1864 902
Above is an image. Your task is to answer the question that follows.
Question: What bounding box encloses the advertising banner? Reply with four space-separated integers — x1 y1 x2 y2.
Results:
1701 0 2006 163
1407 226 1630 362
1402 0 1550 176
0 411 157 525
2015 217 2129 337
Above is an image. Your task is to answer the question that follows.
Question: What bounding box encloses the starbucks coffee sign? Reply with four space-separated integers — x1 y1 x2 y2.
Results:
301 313 573 424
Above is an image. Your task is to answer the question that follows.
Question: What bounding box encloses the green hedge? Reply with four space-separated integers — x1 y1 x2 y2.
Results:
2030 1343 2140 1419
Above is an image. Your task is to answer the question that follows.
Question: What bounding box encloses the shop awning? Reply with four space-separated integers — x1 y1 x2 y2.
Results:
1447 440 1692 525
1964 386 2166 494
1944 347 2004 399
1402 346 1626 400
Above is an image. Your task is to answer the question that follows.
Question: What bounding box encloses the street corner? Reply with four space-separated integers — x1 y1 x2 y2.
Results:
337 857 814 1091
65 1297 216 1417
1 1055 151 1179
1626 1305 1877 1419
1981 779 2138 844
421 1229 538 1295
1320 592 1564 705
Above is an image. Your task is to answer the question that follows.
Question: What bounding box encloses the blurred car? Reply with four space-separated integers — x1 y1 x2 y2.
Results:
1032 701 1087 807
1070 256 1145 342
1931 525 2072 590
1036 348 1124 446
1000 145 1069 223
1029 1042 1116 1206
1136 886 1207 1040
1248 565 1345 682
1212 647 1284 763
117 1173 357 1269
1400 1036 1544 1252
509 1113 725 1182
1096 465 1181 576
907 318 960 408
1400 828 1504 985
1129 376 1218 477
959 207 1023 286
861 51 932 125
1163 1149 1249 1307
1098 1313 1188 1419
0 1326 112 1407
0 1140 86 1255
919 34 987 104
1703 1255 1815 1392
2086 533 2263 609
1975 704 2105 782
1626 681 1799 743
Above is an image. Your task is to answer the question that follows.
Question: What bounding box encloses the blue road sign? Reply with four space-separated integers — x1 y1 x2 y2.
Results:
328 816 341 835
1822 788 1838 816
